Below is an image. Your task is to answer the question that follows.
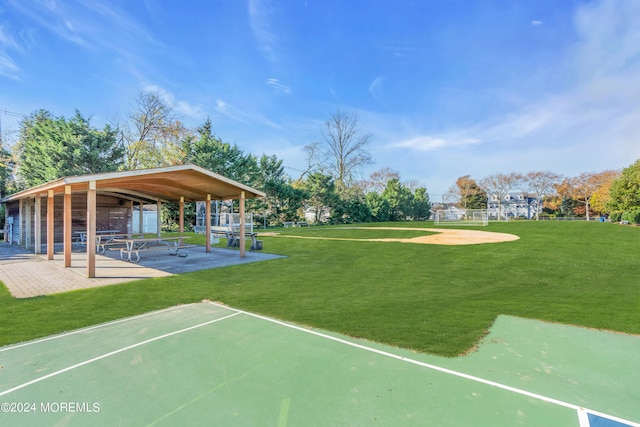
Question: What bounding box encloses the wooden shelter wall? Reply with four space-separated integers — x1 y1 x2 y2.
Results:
6 194 131 246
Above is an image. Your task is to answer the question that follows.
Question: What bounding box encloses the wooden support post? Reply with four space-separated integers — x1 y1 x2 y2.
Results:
179 196 184 233
87 181 97 278
34 196 41 254
18 199 24 246
128 201 134 237
205 194 211 253
63 185 72 267
139 202 144 235
47 190 54 260
239 191 246 258
156 201 162 238
24 199 31 250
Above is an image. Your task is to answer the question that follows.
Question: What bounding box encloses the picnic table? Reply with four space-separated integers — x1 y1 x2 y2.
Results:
74 229 121 246
95 233 139 254
113 236 194 263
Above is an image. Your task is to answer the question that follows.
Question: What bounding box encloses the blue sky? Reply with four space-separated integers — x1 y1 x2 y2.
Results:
1 0 639 198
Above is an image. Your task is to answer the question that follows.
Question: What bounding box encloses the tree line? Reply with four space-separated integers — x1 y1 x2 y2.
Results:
446 165 640 223
0 92 430 229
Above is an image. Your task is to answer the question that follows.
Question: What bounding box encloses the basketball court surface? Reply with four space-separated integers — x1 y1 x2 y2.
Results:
1 302 638 426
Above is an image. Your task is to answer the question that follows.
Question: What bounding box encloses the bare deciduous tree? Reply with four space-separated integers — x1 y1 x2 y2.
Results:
298 141 326 180
359 167 400 194
118 91 187 170
523 171 562 220
319 110 374 193
480 172 523 220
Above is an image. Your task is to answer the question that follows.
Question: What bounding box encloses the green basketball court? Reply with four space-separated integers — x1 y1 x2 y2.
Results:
1 302 638 426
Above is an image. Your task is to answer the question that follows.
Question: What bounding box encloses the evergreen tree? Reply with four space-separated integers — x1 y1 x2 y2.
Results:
305 172 339 224
15 110 123 187
381 178 413 221
366 192 390 222
411 187 431 220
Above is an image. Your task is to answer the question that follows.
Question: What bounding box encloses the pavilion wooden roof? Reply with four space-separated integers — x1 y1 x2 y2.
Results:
1 164 265 203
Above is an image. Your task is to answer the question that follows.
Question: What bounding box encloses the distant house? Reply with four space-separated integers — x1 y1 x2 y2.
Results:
487 193 538 220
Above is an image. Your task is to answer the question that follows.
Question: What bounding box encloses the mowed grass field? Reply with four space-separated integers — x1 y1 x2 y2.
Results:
1 221 638 356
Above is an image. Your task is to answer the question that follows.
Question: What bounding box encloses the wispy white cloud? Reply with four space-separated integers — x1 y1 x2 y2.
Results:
215 98 282 129
530 20 542 26
266 78 291 94
368 76 385 104
5 0 158 66
143 84 205 120
0 25 20 79
0 25 19 49
0 54 20 79
248 0 280 63
392 135 481 152
393 0 640 169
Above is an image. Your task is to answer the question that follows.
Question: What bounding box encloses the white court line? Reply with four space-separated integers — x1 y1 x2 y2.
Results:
0 304 195 353
206 302 640 427
0 312 240 398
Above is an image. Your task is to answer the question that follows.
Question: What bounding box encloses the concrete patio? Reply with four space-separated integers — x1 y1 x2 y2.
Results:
0 243 284 298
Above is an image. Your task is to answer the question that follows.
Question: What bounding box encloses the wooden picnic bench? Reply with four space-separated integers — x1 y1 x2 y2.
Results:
113 236 195 263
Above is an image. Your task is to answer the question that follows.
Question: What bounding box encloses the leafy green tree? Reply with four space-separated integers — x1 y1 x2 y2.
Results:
305 172 339 224
366 192 390 222
330 190 371 224
381 178 413 221
607 159 640 213
15 110 123 187
0 143 11 197
67 112 124 174
0 142 11 226
251 154 305 226
446 175 486 210
411 187 431 220
184 118 258 184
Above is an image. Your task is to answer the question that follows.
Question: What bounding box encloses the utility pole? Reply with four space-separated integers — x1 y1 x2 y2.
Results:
0 108 28 147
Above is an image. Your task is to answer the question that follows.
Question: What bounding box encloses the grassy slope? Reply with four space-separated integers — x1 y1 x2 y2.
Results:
1 221 638 357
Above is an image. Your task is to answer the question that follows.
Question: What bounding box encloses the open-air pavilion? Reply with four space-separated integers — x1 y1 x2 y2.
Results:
1 164 265 278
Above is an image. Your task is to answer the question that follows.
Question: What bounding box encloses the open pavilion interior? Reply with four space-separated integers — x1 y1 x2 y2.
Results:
1 164 265 278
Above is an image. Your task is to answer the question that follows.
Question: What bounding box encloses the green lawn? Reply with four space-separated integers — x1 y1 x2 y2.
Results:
1 221 638 357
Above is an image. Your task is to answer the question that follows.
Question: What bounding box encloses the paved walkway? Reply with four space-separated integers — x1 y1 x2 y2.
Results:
0 243 284 298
